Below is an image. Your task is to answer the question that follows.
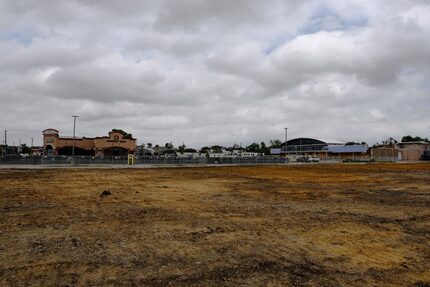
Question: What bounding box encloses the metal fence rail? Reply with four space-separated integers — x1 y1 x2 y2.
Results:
0 155 288 165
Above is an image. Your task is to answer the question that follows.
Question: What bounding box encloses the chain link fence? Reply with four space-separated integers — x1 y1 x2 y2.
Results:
0 155 288 166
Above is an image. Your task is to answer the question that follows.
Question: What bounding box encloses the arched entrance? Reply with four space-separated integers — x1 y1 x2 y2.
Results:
103 147 129 157
45 145 54 156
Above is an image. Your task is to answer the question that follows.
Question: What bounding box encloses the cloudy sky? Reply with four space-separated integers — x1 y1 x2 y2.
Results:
1 0 429 147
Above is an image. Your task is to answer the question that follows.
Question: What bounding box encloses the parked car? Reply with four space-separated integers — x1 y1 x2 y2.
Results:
296 156 309 162
296 156 320 163
308 156 320 162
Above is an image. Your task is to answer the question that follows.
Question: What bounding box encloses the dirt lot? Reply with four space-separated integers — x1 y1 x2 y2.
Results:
0 163 429 286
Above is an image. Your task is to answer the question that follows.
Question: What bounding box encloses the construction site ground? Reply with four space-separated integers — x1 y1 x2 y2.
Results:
0 163 429 286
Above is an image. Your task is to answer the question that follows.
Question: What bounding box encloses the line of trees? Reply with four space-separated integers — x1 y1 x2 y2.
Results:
374 135 429 147
142 134 429 154
1 144 31 155
401 135 429 143
142 139 285 155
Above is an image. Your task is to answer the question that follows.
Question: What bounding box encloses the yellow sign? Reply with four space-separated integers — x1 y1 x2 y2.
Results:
127 154 134 165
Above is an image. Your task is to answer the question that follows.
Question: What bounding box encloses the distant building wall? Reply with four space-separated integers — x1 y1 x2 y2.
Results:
94 131 136 156
397 142 429 161
325 145 369 160
270 148 282 155
371 147 400 161
327 152 370 160
58 138 95 151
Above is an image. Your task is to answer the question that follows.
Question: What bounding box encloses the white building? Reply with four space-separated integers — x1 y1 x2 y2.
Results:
176 152 202 158
208 149 261 158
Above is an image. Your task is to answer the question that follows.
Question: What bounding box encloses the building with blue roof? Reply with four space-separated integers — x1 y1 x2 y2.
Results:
271 137 369 160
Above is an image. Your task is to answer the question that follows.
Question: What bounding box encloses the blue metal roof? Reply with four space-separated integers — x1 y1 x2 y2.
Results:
326 145 367 153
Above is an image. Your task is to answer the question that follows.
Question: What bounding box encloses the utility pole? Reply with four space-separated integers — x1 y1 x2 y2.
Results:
3 130 6 156
31 137 34 147
284 127 288 156
72 115 79 158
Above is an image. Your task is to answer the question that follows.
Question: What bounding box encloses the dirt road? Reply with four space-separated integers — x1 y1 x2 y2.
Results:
0 163 429 286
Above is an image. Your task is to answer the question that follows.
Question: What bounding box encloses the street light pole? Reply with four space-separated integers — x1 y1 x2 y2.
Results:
3 130 7 156
284 127 288 156
72 115 79 158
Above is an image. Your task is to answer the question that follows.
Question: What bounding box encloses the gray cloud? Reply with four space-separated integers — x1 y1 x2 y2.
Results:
0 0 429 148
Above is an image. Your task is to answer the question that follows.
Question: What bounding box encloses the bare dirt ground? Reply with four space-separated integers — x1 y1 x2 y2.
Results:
0 163 429 286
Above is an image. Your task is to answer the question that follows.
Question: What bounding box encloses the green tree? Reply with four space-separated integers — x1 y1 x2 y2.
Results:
20 144 31 154
345 142 360 145
382 137 397 147
401 135 429 143
210 145 223 153
178 143 187 154
246 142 260 152
226 143 243 151
200 146 210 154
270 139 282 148
260 141 270 155
165 142 174 149
260 141 266 150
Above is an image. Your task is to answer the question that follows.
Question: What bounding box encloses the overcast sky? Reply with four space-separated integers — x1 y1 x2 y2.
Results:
1 0 429 147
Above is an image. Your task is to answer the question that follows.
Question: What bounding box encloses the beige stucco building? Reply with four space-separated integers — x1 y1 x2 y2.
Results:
43 129 136 156
397 142 430 161
371 147 400 161
371 142 430 161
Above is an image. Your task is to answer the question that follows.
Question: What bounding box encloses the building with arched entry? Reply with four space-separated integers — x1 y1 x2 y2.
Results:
43 129 136 156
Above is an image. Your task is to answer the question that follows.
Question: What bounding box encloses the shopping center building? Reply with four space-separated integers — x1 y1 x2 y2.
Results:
43 129 136 156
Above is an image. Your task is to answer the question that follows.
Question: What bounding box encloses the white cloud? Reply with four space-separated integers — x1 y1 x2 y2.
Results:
0 0 429 147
